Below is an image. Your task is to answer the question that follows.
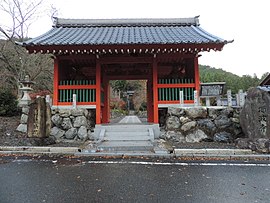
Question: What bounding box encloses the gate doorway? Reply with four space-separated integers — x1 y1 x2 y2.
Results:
109 80 148 123
100 62 154 124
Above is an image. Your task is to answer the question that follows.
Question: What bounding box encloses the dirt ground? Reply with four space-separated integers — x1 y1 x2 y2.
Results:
0 116 236 149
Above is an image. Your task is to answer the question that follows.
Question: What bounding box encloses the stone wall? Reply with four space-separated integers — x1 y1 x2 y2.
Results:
50 108 95 141
160 107 243 143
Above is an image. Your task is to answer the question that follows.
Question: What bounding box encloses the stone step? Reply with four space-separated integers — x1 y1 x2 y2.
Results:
97 140 154 152
94 124 160 139
105 131 149 137
99 124 153 132
104 134 151 141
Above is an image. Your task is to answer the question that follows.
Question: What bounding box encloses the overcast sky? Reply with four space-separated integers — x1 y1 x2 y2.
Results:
3 0 270 78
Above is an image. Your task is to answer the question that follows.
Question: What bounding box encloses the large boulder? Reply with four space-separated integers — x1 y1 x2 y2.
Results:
77 126 88 140
214 115 232 129
180 121 196 132
186 129 208 143
71 108 88 117
185 107 207 119
50 126 65 139
65 128 77 139
240 87 270 139
51 114 63 127
165 131 185 143
213 132 233 143
73 116 88 128
167 107 185 117
61 118 73 130
197 119 216 133
166 116 180 130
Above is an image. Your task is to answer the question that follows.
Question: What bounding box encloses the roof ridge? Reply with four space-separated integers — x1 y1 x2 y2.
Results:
53 17 200 27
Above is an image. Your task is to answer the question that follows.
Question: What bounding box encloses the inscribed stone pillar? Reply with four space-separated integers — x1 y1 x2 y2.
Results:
27 97 51 138
240 87 270 138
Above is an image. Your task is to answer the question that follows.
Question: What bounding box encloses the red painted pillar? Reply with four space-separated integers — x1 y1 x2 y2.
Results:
152 57 159 124
53 58 59 106
102 77 110 123
96 60 101 125
194 56 200 92
147 80 153 122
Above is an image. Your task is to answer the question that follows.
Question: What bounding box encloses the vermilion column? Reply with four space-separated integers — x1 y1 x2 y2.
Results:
194 56 200 93
147 80 153 122
53 58 59 106
102 77 110 123
152 57 159 124
96 60 101 124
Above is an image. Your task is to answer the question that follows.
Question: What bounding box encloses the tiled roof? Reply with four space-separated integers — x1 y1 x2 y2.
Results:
22 17 228 46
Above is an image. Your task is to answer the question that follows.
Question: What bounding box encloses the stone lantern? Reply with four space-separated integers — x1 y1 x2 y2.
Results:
18 75 35 107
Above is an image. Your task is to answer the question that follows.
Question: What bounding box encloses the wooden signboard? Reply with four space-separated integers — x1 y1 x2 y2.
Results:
200 82 226 97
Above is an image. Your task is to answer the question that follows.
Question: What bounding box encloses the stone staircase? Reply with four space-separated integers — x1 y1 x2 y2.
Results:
95 124 156 152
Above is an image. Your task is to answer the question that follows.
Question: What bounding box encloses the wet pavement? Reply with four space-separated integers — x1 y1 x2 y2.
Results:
1 155 270 203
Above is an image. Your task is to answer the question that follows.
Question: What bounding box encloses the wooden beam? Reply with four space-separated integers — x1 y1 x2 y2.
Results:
57 102 96 105
58 85 96 90
157 84 195 88
158 100 194 104
26 43 225 54
53 58 59 106
99 56 152 64
106 75 150 80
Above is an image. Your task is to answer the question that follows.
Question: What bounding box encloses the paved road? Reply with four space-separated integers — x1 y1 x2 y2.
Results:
1 156 270 203
118 116 142 124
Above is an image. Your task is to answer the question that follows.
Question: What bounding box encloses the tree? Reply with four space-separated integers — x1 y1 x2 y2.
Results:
0 0 54 94
199 65 262 94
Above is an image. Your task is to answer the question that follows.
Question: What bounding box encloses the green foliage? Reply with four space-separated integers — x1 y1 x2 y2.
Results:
199 65 262 94
110 80 142 96
0 89 19 116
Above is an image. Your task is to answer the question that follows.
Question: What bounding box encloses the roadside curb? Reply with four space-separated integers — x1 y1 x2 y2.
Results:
174 148 253 156
0 146 80 154
1 146 270 159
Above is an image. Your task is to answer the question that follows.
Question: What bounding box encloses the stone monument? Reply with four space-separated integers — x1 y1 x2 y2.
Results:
27 97 51 138
240 87 270 138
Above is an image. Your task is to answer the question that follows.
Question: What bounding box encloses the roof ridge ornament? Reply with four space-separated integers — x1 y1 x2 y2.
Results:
54 17 200 28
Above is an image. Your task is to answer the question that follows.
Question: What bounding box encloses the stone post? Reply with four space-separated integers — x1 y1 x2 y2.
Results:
206 97 210 106
238 89 245 107
236 93 240 106
72 94 77 109
179 90 184 106
46 95 52 107
227 90 232 107
216 96 221 106
193 90 198 106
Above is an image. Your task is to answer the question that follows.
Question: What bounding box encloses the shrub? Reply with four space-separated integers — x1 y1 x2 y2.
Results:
0 89 19 116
